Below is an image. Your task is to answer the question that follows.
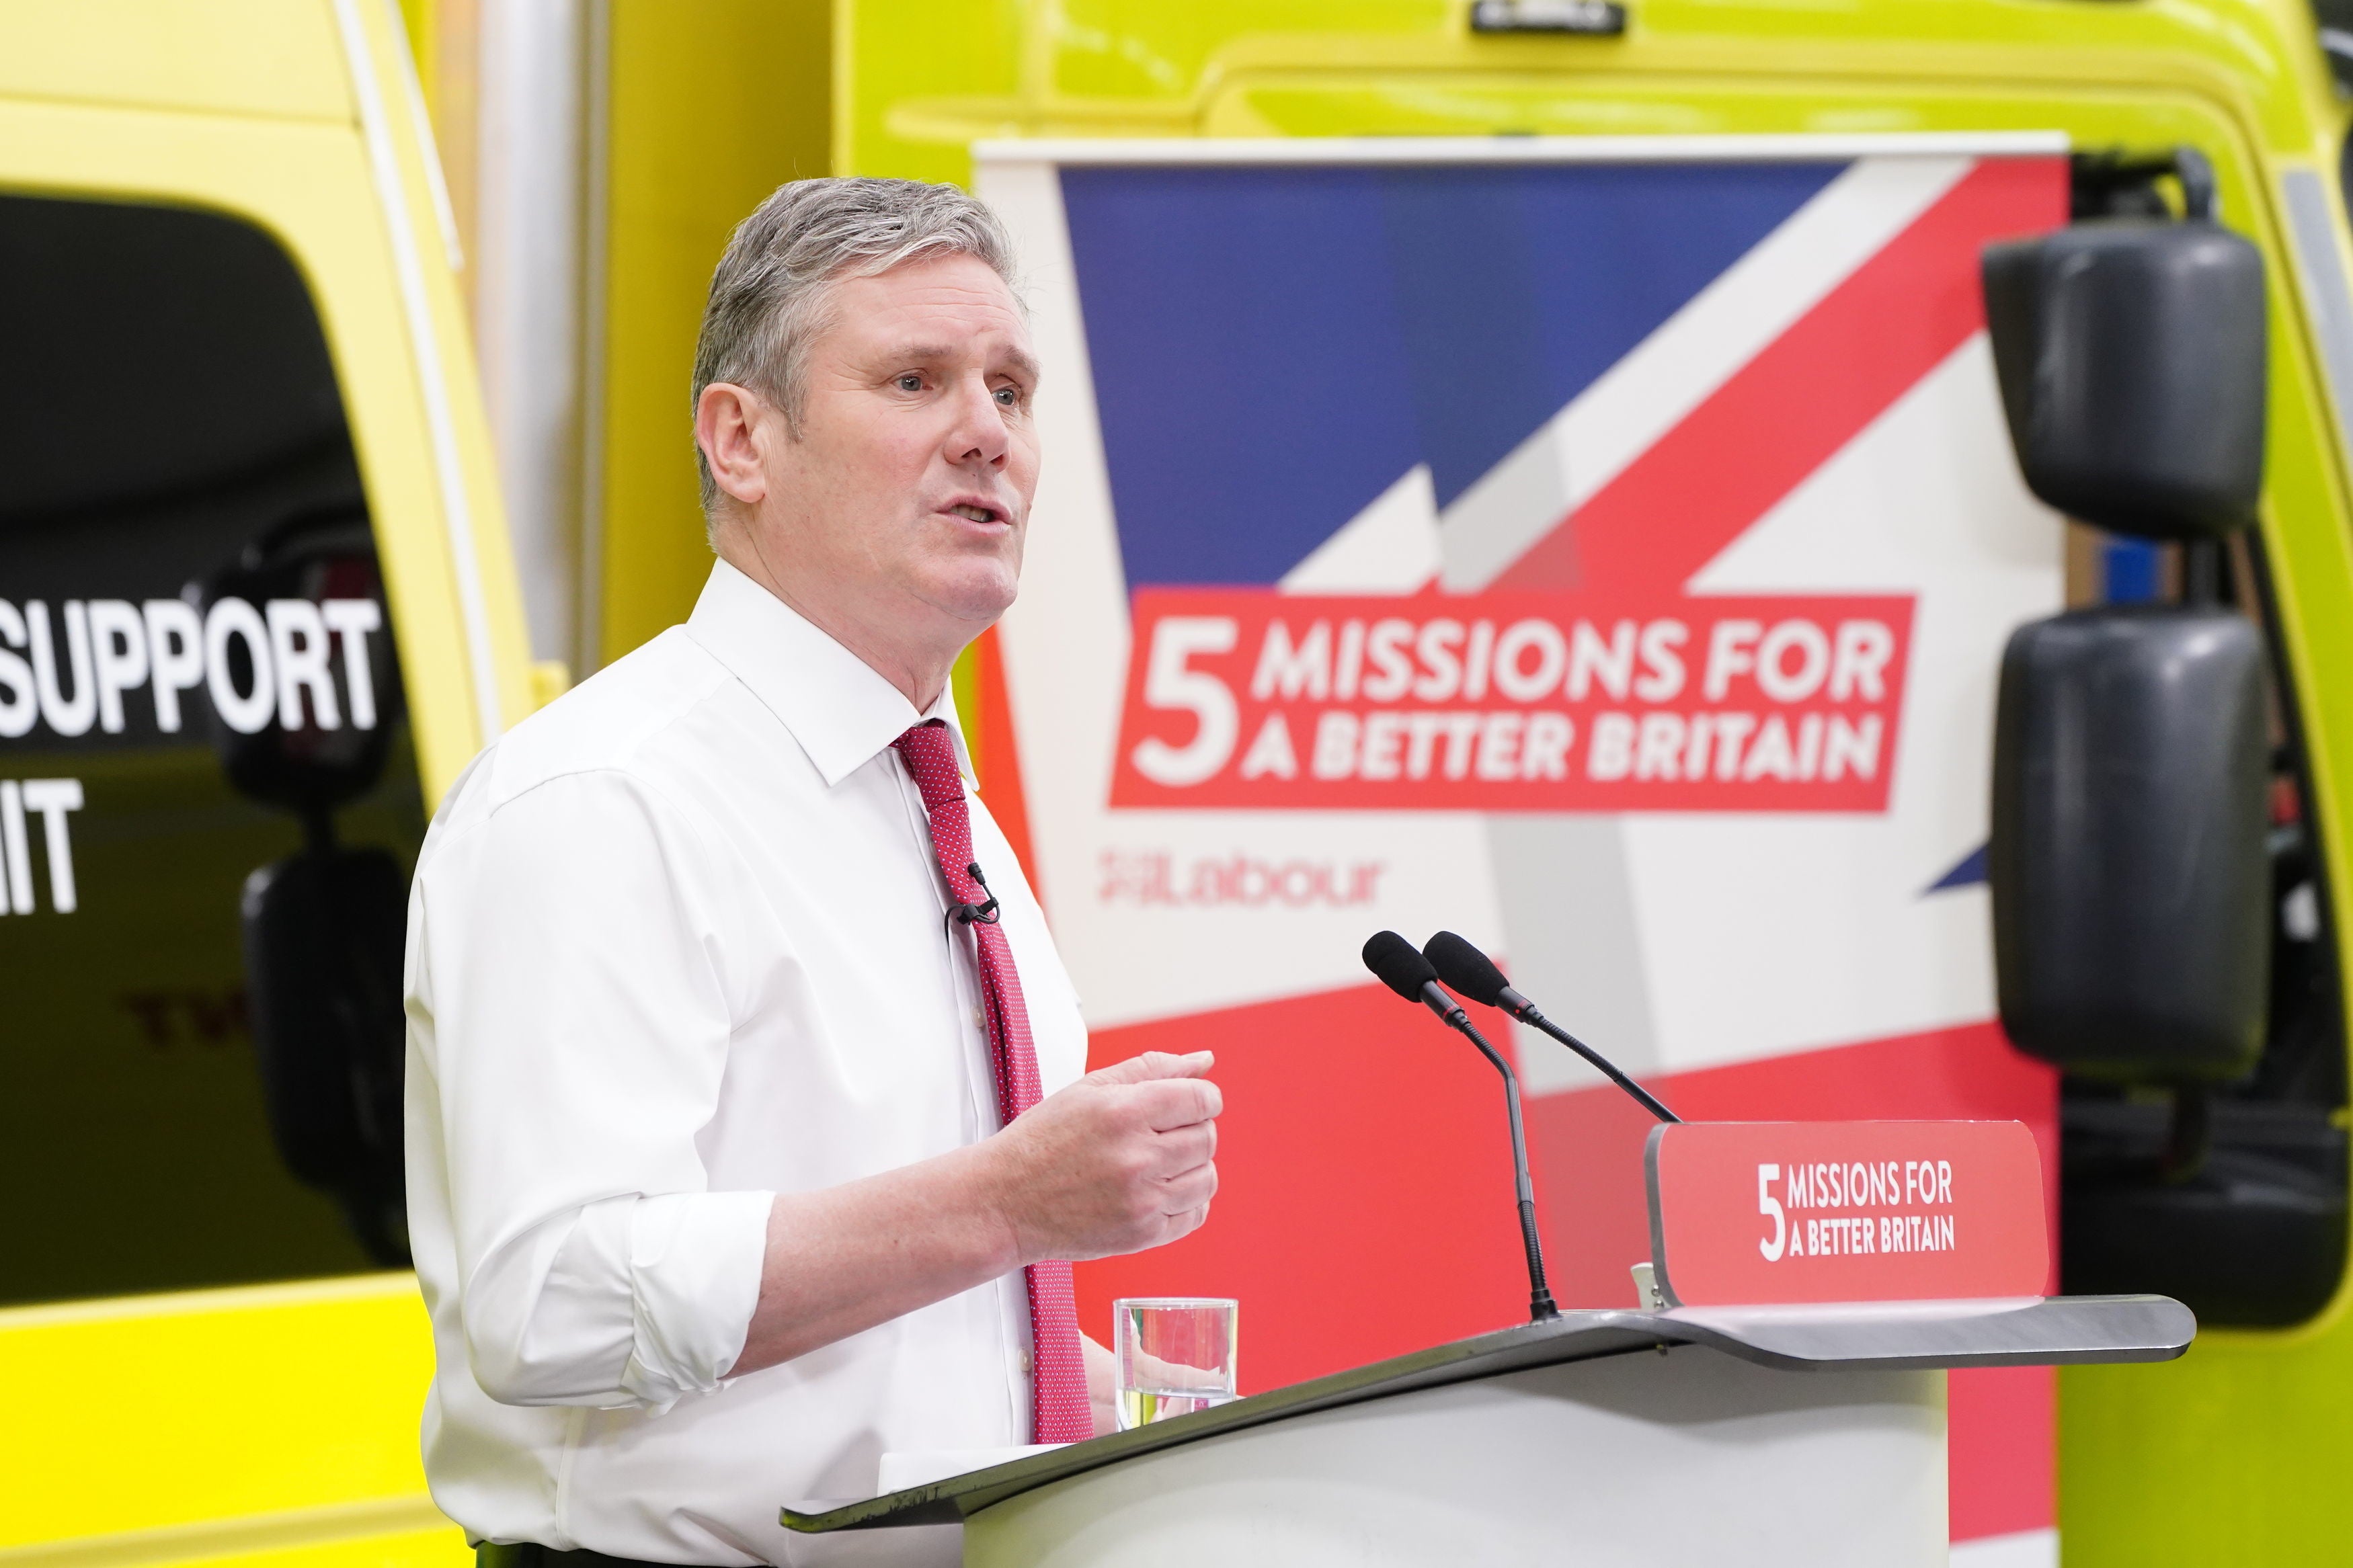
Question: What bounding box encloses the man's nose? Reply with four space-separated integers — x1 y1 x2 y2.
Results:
944 374 1010 469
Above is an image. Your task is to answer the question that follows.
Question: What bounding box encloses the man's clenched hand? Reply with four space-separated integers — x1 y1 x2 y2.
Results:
982 1050 1220 1266
734 1053 1218 1376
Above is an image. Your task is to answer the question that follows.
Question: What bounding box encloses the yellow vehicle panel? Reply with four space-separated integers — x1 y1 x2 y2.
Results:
0 1278 451 1566
0 0 350 124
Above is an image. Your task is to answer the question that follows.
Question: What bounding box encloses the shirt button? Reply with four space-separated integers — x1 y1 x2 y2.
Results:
1021 1349 1033 1372
972 1007 987 1030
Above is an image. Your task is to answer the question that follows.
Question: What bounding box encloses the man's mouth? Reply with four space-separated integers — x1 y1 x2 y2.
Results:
948 503 1004 524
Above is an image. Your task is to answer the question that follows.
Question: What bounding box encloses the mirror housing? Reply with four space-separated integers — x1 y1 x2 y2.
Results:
204 506 403 821
241 845 410 1264
1991 606 2270 1080
1982 219 2266 539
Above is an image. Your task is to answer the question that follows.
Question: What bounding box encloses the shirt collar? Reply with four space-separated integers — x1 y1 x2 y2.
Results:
685 558 973 789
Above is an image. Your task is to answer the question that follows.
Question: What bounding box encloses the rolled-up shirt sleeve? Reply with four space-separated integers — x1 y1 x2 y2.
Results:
408 767 771 1412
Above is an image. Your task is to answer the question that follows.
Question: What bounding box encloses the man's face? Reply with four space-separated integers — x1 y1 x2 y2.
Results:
742 253 1039 646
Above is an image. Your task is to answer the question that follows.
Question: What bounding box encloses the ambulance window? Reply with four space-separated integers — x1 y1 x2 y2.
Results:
0 193 424 1306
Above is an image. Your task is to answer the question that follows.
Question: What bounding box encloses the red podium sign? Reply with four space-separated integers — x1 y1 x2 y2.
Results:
1644 1120 2048 1308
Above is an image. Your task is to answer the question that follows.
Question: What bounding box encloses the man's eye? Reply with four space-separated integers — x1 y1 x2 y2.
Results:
896 374 924 393
994 386 1021 407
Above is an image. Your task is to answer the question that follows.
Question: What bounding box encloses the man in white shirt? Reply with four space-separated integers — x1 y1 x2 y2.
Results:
404 177 1221 1568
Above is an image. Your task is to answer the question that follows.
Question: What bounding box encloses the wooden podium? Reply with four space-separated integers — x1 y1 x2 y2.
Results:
782 1294 2190 1567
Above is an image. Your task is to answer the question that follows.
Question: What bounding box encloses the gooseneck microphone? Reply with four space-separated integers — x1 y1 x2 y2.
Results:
1362 930 1560 1323
1423 931 1680 1124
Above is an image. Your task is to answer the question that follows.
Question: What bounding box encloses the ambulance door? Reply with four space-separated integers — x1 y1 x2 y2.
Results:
0 3 522 1561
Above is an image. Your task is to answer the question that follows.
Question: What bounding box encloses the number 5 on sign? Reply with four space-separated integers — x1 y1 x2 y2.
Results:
1131 616 1239 787
1757 1162 1786 1262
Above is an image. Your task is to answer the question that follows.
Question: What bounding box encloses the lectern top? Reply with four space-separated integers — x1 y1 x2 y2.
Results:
781 1293 2190 1534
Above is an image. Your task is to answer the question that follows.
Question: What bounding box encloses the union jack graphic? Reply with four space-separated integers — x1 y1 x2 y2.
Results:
1062 151 2066 813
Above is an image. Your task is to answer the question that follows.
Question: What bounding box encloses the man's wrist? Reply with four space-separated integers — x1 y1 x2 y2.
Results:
957 1134 1035 1276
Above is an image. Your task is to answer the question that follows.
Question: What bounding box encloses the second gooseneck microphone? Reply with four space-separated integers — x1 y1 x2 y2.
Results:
1363 930 1560 1323
1423 930 1680 1125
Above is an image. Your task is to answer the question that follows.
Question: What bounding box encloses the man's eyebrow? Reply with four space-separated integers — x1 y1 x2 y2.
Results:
877 341 1041 380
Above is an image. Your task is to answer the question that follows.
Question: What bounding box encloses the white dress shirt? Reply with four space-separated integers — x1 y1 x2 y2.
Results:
403 559 1088 1566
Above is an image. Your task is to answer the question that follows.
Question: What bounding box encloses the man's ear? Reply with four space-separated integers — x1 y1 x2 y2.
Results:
696 382 772 507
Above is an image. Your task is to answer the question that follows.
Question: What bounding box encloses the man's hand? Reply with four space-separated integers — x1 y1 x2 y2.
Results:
982 1050 1220 1266
733 1052 1219 1377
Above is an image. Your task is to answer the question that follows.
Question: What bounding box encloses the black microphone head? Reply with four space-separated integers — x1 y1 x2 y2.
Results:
1362 930 1439 1003
1424 930 1511 1008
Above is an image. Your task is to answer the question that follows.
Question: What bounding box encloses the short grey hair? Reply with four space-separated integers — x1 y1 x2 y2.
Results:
690 176 1022 515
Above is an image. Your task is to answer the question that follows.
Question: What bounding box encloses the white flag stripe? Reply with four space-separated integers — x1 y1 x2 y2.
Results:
1438 155 1979 592
1279 462 1441 594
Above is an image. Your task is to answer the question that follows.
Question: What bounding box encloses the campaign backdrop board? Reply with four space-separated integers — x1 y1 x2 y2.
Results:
975 137 2067 1556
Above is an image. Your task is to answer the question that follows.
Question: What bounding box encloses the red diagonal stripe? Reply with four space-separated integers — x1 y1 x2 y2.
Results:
1495 156 2069 596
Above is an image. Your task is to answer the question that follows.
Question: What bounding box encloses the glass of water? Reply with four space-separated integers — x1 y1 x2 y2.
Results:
1114 1296 1239 1431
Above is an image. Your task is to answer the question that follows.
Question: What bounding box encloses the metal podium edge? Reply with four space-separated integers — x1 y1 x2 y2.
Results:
779 1293 2192 1532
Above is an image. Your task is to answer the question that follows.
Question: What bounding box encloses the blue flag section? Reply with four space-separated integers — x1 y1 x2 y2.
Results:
1059 160 1843 589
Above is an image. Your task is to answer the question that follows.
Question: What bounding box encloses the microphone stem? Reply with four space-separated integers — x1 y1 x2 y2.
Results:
1447 1003 1560 1321
1515 1006 1681 1124
1517 1198 1554 1319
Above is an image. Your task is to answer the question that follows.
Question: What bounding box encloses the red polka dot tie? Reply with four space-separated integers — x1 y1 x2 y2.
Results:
893 720 1092 1445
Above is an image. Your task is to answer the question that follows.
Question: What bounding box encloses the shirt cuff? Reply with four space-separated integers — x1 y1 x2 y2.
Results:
606 1189 774 1410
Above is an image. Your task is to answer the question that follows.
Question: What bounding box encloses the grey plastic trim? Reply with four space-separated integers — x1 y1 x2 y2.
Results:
2282 169 2353 464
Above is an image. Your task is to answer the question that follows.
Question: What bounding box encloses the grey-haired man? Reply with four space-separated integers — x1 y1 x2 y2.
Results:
404 177 1220 1568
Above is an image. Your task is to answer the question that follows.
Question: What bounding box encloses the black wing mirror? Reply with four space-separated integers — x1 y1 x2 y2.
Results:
242 843 411 1265
210 504 412 1264
1981 161 2272 1087
1981 203 2266 540
1990 606 2270 1079
1978 157 2352 1327
203 505 403 822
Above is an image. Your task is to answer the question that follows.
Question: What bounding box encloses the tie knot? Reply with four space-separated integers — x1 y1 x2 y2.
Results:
892 720 965 812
